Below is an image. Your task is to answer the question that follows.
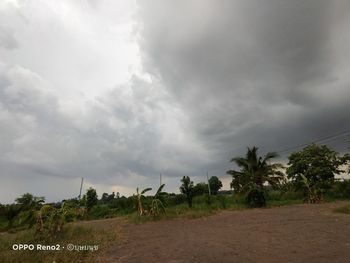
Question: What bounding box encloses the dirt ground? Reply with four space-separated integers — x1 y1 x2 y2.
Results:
106 202 350 263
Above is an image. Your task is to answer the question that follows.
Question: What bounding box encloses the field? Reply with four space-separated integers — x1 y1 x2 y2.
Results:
106 201 350 263
1 201 350 262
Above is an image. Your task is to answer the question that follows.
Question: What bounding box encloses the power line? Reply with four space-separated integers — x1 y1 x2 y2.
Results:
276 129 350 155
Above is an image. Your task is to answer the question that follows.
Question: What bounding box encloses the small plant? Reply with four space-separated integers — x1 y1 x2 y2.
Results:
300 174 321 203
135 187 152 216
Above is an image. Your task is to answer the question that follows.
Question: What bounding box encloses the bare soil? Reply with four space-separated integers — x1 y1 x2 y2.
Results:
106 202 350 263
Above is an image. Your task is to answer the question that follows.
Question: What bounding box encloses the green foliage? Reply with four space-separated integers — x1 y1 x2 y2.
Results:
0 204 21 229
90 204 117 219
15 193 45 210
245 188 266 208
61 200 83 222
164 193 187 206
150 184 167 217
227 146 284 193
135 187 152 216
287 144 348 202
108 196 135 214
193 182 208 196
208 176 223 195
327 180 350 199
86 187 98 212
180 176 195 208
36 205 65 239
100 192 117 203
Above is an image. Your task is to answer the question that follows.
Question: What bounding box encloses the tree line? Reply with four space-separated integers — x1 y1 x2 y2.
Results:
0 143 349 235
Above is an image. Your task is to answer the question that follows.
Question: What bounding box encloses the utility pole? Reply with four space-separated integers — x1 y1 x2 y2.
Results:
78 177 84 200
160 173 162 186
207 172 211 196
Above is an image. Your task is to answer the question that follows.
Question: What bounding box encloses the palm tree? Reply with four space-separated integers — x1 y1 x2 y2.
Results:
135 187 152 216
227 146 284 193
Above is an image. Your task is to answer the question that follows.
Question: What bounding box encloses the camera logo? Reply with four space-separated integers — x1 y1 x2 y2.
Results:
12 244 35 251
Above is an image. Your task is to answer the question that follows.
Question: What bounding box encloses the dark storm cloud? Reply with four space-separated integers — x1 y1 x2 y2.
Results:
0 63 211 202
1 0 350 203
136 0 350 169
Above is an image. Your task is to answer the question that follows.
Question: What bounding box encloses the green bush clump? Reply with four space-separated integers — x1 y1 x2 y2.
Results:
327 180 350 199
89 204 116 219
245 189 266 208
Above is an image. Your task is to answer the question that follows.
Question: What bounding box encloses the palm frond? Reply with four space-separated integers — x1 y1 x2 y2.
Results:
155 184 165 196
141 187 152 195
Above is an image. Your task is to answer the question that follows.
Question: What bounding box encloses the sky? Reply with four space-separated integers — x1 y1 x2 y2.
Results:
0 0 350 203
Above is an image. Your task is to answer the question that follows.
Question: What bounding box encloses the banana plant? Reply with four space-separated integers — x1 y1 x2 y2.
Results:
136 187 152 216
300 174 320 203
35 204 65 238
150 184 166 217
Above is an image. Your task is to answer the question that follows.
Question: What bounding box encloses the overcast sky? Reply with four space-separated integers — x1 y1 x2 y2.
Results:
1 0 350 203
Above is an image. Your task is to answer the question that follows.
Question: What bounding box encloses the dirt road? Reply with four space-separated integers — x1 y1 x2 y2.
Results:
106 202 350 263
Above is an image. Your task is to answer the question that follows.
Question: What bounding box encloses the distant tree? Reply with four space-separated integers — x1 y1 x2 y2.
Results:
86 188 98 212
15 193 45 210
193 182 208 196
107 192 116 202
180 176 194 208
287 144 349 202
208 176 223 195
227 146 284 193
101 193 109 203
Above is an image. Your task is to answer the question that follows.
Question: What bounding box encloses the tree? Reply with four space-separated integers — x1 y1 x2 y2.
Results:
14 193 45 228
193 182 208 196
180 176 194 208
227 146 284 193
86 187 98 212
287 144 349 202
15 193 45 210
108 192 116 201
101 193 109 203
208 176 223 195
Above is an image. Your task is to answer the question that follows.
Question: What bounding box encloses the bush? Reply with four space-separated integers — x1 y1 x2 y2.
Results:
89 205 115 219
108 196 135 214
327 180 350 199
245 189 266 208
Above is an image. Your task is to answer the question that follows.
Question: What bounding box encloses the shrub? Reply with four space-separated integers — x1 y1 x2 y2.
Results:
36 205 64 239
245 189 266 208
328 180 350 199
89 205 114 219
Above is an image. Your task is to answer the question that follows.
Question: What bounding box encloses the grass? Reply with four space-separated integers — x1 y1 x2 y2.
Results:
0 217 8 232
0 221 121 263
334 204 350 214
266 199 304 207
127 196 247 224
